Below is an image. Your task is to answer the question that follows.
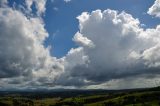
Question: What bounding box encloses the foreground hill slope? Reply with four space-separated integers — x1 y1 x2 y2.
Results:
0 87 160 106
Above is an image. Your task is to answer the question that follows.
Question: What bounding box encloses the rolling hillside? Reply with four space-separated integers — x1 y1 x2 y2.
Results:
0 87 160 106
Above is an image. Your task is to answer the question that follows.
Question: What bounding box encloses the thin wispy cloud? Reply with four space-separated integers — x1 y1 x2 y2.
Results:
64 0 71 3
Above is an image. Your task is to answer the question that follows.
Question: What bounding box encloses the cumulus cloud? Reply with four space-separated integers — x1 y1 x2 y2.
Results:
0 0 63 89
1 0 160 89
148 0 160 18
55 9 160 88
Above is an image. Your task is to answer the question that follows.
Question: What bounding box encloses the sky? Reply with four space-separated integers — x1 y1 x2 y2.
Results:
1 0 160 90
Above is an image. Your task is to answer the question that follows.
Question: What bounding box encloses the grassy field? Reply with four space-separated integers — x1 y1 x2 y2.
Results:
0 87 160 106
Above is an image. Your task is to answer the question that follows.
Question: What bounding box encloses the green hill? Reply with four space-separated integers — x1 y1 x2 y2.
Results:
0 87 160 106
